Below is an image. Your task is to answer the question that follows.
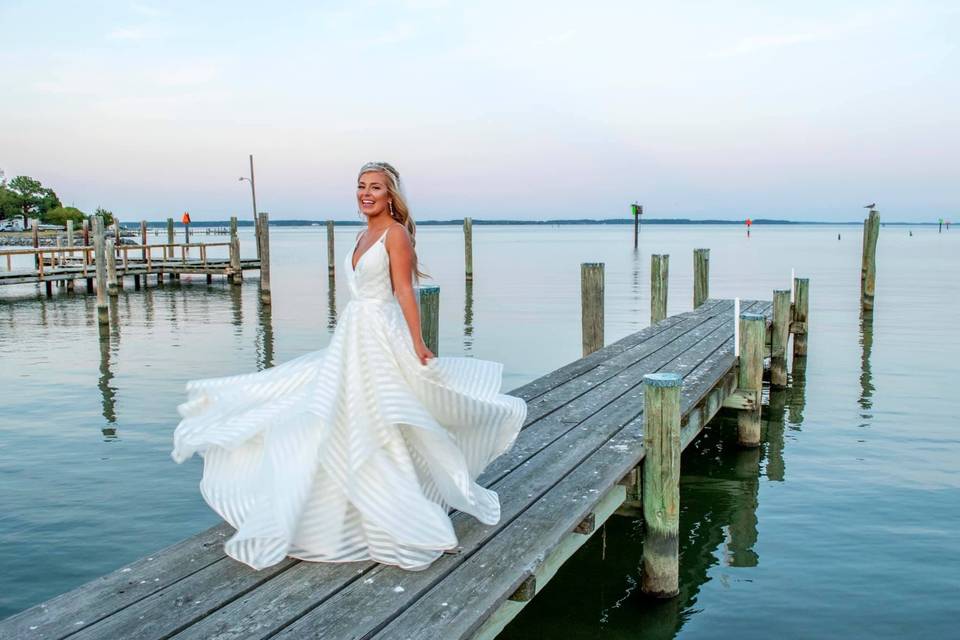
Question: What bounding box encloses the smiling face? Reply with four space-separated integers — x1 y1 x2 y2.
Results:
357 171 392 220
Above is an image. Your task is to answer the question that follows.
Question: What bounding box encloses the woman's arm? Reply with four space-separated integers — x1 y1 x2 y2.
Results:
386 225 434 364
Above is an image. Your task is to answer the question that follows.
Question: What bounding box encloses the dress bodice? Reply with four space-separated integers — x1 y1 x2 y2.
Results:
346 226 396 302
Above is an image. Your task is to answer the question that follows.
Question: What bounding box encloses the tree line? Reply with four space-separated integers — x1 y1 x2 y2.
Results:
0 172 113 227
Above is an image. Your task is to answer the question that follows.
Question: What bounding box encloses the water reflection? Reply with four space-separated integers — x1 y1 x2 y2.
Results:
463 280 474 355
327 275 337 331
501 375 808 639
97 318 118 440
257 298 275 370
229 284 243 337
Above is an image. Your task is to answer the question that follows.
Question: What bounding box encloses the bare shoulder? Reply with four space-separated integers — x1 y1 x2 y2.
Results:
384 223 413 251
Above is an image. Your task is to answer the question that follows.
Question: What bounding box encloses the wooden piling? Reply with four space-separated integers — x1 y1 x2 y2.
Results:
93 218 108 324
736 313 765 447
229 216 242 284
258 212 271 304
861 209 880 311
112 219 120 244
793 278 809 357
650 254 669 325
140 221 147 261
326 220 335 275
464 217 473 281
581 263 604 356
771 290 791 387
82 219 90 247
693 248 709 309
419 285 440 356
641 371 682 598
167 218 175 245
106 239 119 296
66 220 74 252
32 219 39 268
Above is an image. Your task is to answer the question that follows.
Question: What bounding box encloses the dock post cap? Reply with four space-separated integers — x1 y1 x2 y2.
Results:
740 312 765 321
773 288 791 294
643 372 683 388
581 262 604 267
418 285 440 293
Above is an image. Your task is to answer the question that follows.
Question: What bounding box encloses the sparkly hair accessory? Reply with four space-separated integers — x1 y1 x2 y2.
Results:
359 161 403 193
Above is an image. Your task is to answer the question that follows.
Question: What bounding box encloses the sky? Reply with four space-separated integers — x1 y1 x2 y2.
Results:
1 0 957 222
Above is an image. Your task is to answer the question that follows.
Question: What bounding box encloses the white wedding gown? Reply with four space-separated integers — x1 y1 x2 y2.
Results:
171 225 526 571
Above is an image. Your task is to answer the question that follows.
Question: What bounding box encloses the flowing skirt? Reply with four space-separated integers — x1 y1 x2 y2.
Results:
172 298 526 571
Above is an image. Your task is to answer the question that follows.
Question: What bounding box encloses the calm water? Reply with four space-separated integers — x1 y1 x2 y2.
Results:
1 224 957 637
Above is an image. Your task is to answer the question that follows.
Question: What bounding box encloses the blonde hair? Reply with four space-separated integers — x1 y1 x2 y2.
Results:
358 161 426 279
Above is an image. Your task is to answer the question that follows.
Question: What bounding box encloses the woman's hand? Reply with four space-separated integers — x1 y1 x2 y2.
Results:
414 340 435 365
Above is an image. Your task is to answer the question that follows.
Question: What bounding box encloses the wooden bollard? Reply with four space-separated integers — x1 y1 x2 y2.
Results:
112 219 120 244
464 217 473 281
229 216 242 284
771 290 791 387
651 254 669 325
93 218 108 324
736 313 765 447
66 220 74 252
32 219 40 268
693 248 709 309
166 217 175 245
641 371 683 598
106 239 119 295
419 285 440 356
581 263 604 356
326 220 335 275
140 220 148 261
861 210 880 310
258 212 271 304
793 278 809 356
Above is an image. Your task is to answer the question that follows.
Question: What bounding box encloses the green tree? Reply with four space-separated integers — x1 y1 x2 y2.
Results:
44 206 87 226
0 185 19 220
92 206 115 226
7 176 61 219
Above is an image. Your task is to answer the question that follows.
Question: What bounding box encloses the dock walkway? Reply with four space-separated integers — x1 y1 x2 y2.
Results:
2 298 776 640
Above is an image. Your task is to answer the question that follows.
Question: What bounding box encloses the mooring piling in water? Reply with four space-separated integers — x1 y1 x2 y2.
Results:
258 212 271 305
641 372 683 598
651 254 669 325
793 277 809 357
229 217 242 284
93 218 108 325
733 312 765 447
326 220 336 276
463 217 473 282
418 285 440 355
581 262 605 356
771 289 791 387
861 209 880 311
693 248 709 309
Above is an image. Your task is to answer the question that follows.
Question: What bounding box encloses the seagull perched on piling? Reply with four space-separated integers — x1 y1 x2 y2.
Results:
863 203 876 209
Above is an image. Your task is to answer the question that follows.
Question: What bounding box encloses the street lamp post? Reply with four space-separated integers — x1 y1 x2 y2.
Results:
239 154 260 258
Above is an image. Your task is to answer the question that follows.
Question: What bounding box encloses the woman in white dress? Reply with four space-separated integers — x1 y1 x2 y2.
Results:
171 162 526 571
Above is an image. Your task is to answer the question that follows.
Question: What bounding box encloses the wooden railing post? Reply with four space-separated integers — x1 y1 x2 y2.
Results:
581 262 604 356
326 220 335 276
140 220 148 261
735 312 765 447
419 285 440 356
651 254 669 325
229 216 242 284
693 248 709 309
771 289 791 387
93 218 108 324
258 212 271 304
641 372 683 598
464 217 473 281
106 239 119 296
793 278 810 357
32 219 40 269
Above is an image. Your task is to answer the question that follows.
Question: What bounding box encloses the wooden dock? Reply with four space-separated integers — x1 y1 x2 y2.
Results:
0 292 810 640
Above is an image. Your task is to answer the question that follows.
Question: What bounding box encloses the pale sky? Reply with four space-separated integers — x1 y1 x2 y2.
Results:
1 1 957 222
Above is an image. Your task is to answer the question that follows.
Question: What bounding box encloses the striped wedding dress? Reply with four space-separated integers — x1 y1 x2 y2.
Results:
171 225 526 571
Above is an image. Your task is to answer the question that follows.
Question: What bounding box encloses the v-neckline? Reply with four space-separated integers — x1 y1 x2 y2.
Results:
351 225 392 272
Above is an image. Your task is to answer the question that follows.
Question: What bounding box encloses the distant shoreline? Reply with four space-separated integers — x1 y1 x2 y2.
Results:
118 218 941 228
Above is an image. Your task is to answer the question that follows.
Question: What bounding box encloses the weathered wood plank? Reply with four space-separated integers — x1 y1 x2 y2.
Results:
268 302 763 640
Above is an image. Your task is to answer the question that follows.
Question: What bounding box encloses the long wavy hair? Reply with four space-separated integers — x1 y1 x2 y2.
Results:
358 161 426 279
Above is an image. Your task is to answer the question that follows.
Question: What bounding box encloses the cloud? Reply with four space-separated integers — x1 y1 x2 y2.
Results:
109 26 149 40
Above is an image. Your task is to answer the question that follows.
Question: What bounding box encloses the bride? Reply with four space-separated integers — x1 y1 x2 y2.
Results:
171 161 526 571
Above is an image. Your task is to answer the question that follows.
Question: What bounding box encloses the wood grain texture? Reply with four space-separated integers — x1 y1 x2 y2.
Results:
581 263 604 356
651 254 669 325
